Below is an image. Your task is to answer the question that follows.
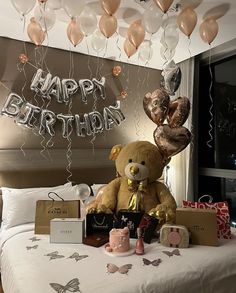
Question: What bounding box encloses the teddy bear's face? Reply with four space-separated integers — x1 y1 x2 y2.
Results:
115 141 165 183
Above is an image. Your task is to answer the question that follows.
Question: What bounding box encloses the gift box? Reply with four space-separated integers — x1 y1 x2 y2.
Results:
117 210 144 238
50 218 85 244
160 224 189 248
86 213 117 235
176 208 218 246
138 213 159 243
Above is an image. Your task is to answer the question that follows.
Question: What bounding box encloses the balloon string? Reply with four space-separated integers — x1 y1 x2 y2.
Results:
85 38 93 80
66 100 73 183
0 81 11 92
207 46 213 148
134 55 141 140
115 32 122 61
188 37 192 59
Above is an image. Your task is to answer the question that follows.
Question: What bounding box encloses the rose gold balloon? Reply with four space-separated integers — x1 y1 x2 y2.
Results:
27 18 45 46
124 38 137 58
112 65 122 77
199 18 219 45
177 7 197 38
19 53 29 64
67 18 84 47
99 14 117 38
38 0 47 3
100 0 121 15
154 0 174 13
127 20 145 49
167 96 190 128
119 90 128 99
154 124 191 158
143 89 170 126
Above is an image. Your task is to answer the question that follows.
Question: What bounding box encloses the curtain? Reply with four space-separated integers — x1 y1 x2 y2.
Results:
165 57 195 206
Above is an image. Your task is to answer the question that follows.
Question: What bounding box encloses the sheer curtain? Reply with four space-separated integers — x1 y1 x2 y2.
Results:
165 57 195 206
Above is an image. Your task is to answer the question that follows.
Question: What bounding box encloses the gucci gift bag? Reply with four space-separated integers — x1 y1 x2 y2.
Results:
183 195 231 239
117 210 144 238
35 192 80 234
138 213 159 244
86 213 117 236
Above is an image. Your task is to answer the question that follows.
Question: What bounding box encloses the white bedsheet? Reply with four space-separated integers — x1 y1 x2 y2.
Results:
0 225 236 293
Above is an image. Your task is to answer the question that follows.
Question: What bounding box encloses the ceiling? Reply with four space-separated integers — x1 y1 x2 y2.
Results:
0 0 236 69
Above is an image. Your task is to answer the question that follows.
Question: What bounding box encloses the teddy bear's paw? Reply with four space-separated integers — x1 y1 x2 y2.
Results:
86 202 99 214
97 204 113 214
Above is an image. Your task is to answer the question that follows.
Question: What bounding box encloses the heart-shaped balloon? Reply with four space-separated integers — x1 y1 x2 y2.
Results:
167 96 190 128
143 89 170 126
154 124 191 158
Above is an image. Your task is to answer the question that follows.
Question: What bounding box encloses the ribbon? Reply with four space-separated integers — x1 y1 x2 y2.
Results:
127 179 148 211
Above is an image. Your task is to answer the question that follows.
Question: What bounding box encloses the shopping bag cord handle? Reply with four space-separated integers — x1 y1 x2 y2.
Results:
48 192 64 201
198 194 213 203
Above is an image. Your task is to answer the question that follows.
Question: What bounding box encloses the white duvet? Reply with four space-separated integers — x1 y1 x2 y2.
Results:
0 225 236 293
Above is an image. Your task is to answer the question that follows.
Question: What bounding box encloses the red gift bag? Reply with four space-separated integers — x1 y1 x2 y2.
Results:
182 195 231 239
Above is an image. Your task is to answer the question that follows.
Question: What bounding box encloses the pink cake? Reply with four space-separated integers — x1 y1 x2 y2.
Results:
105 227 130 253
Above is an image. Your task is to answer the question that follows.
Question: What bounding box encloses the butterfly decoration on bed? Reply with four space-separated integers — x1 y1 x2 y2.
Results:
26 245 38 250
107 263 132 274
29 236 41 242
142 258 162 266
68 252 89 262
162 249 181 257
45 251 65 261
50 278 81 293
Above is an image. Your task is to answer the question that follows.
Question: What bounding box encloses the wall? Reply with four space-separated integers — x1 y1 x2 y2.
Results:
0 37 161 187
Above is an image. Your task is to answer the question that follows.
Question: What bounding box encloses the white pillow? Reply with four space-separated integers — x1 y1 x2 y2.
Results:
1 183 78 230
91 184 106 196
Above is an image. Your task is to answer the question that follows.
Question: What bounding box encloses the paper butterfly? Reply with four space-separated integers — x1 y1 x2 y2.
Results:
29 237 41 242
26 245 38 250
142 258 162 266
45 251 65 261
68 253 88 262
162 249 181 257
107 263 132 274
50 278 80 293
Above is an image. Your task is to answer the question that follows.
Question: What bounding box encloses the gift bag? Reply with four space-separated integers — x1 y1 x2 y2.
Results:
183 195 231 239
86 213 117 235
139 214 159 244
117 210 144 238
35 192 80 234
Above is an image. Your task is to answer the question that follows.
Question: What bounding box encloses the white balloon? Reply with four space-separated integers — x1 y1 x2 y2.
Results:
62 0 85 18
91 30 106 53
11 0 36 16
76 184 91 201
142 6 162 34
139 40 153 63
55 8 70 22
79 6 97 36
160 25 179 51
160 46 175 61
34 5 56 31
47 0 62 10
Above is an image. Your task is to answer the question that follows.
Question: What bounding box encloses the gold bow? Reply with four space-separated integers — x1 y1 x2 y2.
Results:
127 179 148 212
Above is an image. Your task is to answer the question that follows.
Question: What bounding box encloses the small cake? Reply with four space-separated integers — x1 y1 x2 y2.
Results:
105 227 130 253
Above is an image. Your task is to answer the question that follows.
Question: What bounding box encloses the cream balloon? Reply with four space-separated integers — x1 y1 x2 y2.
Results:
177 7 197 38
47 0 62 10
127 20 145 49
100 0 121 15
67 18 84 47
142 5 162 34
91 30 107 53
199 18 219 45
154 0 174 13
79 6 97 36
99 14 117 38
160 26 179 50
27 17 45 46
124 38 137 58
62 0 85 18
11 0 36 16
34 5 56 31
139 41 153 63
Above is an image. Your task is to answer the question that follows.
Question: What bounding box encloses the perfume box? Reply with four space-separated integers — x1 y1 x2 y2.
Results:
176 208 218 246
50 218 85 244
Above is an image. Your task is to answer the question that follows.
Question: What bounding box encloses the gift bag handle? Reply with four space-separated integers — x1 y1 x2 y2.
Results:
48 192 64 201
198 194 213 203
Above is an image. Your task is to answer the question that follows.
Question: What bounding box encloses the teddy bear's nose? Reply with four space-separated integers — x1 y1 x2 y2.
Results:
130 165 139 176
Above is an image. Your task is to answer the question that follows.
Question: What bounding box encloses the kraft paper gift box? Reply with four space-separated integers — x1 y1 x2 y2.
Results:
50 218 85 244
176 208 218 246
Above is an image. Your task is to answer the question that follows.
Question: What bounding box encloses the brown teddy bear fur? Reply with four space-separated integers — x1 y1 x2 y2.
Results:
87 141 177 223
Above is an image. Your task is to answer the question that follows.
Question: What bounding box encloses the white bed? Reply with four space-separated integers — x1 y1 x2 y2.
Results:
1 223 236 293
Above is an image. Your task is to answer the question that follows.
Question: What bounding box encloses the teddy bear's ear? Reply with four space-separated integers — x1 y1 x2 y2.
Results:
109 144 123 161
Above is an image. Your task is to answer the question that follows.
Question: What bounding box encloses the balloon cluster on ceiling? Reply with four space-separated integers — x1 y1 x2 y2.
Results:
10 0 219 63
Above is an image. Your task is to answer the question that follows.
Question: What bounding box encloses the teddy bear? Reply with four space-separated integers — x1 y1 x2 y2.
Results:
87 140 177 225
